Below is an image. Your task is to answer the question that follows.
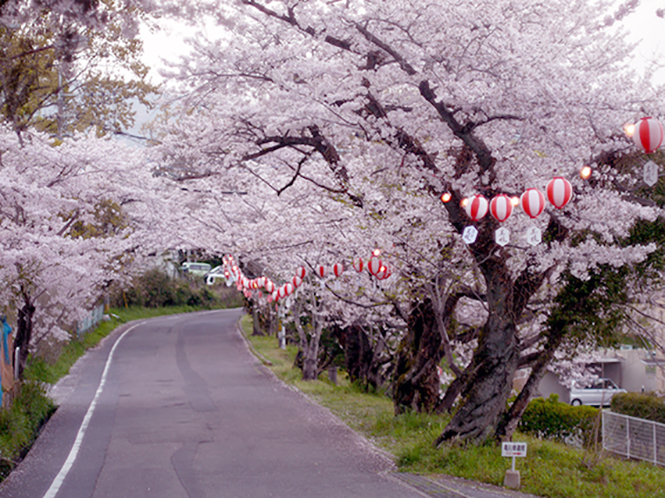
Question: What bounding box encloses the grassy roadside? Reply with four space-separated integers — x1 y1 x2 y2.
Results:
240 315 665 498
0 305 227 481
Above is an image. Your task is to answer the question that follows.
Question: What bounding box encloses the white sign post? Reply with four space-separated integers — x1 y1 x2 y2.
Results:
502 442 527 489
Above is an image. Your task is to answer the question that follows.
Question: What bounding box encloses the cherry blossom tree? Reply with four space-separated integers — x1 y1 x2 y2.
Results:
0 126 168 377
153 0 665 444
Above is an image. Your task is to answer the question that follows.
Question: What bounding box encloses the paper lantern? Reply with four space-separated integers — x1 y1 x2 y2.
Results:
292 275 302 288
332 263 344 278
546 177 573 209
368 257 382 276
464 194 489 221
265 280 275 293
353 258 364 272
489 194 513 222
271 290 279 301
285 283 294 296
316 265 327 278
520 188 545 218
633 117 664 154
296 266 306 279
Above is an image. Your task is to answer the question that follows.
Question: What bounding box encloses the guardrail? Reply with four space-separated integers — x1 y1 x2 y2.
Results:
76 304 105 336
602 410 665 466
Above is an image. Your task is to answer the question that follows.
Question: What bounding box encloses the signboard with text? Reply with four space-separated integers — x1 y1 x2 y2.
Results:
501 442 527 458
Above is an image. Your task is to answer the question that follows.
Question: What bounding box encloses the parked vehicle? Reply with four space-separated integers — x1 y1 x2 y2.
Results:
180 262 212 277
569 378 626 406
204 266 228 285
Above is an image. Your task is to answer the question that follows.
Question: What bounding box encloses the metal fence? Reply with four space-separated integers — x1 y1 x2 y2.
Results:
602 410 665 466
76 303 105 336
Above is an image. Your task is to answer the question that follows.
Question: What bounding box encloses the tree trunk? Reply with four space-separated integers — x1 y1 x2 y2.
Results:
495 329 566 440
393 298 442 415
14 293 35 380
435 312 519 445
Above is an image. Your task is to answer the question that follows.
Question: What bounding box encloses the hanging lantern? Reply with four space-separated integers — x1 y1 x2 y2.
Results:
633 117 664 154
272 290 279 301
546 177 573 209
296 266 306 279
464 194 489 221
285 283 294 296
265 280 275 293
316 265 327 278
520 188 545 218
489 194 513 222
368 257 382 276
332 263 344 278
292 275 302 288
278 286 287 299
353 258 364 272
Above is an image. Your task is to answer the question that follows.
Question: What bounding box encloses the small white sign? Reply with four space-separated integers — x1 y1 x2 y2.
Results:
462 226 479 244
644 160 659 187
495 227 510 247
502 442 527 458
525 227 541 246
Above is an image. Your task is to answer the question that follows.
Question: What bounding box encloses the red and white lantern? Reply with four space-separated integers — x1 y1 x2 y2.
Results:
292 275 302 288
520 188 545 218
265 280 275 293
489 194 513 222
464 194 489 221
285 283 294 296
272 290 279 301
296 266 306 279
316 265 327 278
332 263 344 278
353 258 364 273
633 117 664 154
368 257 382 276
546 177 573 209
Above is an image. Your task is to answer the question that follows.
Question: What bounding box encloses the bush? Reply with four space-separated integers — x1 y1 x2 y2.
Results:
0 382 56 479
519 394 599 447
111 268 242 309
610 391 665 424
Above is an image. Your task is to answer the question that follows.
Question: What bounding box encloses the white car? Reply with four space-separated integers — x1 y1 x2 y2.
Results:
180 262 212 277
569 378 626 407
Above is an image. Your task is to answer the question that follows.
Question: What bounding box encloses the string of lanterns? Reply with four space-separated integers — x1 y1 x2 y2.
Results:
440 116 663 246
220 252 394 306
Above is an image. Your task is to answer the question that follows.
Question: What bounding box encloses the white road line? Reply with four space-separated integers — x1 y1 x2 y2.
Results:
43 322 139 498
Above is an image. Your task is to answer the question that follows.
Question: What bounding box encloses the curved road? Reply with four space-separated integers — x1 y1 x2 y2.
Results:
0 309 423 498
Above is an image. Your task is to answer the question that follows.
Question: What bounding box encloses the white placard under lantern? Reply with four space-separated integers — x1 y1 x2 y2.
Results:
462 226 479 244
644 160 659 187
495 227 510 247
525 227 542 246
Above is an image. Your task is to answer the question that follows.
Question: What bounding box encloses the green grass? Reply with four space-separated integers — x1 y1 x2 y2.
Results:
241 315 665 498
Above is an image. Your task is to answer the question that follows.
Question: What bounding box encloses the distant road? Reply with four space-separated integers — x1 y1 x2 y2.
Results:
0 309 422 498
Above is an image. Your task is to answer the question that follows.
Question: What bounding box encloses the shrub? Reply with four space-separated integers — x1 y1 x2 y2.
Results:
0 382 56 479
519 394 599 447
111 268 242 309
610 391 665 424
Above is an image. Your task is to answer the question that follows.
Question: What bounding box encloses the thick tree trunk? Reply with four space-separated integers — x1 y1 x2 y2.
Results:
393 298 442 415
435 313 519 445
495 330 566 440
14 293 35 380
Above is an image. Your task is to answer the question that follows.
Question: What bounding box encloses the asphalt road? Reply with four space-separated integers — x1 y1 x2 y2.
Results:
0 309 425 498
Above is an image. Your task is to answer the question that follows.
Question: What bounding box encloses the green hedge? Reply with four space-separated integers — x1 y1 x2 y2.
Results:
519 394 599 446
610 392 665 424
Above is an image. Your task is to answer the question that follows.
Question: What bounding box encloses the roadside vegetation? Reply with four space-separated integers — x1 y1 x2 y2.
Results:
240 315 665 498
